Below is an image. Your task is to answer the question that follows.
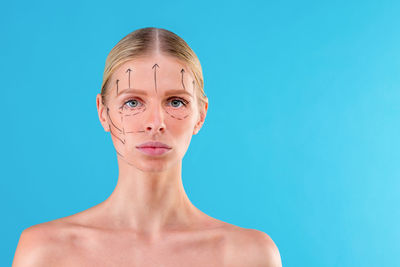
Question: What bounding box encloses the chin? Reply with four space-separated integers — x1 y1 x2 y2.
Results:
122 155 177 172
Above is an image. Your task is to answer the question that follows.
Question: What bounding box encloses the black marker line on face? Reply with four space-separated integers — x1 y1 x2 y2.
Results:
106 106 126 144
192 80 197 96
152 63 159 94
122 107 147 117
110 128 125 145
121 113 125 135
114 66 190 133
116 79 119 95
118 105 146 133
116 149 135 166
116 149 124 158
165 109 189 120
124 158 135 166
181 69 186 91
106 107 122 133
168 69 191 120
125 130 145 134
126 68 132 88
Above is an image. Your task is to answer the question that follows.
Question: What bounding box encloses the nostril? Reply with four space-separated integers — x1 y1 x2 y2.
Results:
145 124 165 132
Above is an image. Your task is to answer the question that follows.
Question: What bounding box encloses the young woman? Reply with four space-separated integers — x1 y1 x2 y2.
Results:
13 27 282 266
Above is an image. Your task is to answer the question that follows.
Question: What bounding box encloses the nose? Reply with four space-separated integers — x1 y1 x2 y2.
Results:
145 101 166 134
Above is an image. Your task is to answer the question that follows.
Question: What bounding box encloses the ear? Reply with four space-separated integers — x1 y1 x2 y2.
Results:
96 93 110 132
193 97 208 135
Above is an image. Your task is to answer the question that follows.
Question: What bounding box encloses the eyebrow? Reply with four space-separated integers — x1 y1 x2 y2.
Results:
118 88 193 98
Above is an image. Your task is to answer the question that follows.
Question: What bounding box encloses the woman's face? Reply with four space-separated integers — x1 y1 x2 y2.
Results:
96 54 207 172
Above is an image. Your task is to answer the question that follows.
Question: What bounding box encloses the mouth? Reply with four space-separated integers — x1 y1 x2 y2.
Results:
136 141 171 149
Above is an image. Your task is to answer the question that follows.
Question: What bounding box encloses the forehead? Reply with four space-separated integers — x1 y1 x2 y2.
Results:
112 55 192 85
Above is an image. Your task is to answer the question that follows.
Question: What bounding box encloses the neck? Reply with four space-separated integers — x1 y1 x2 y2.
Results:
100 158 201 237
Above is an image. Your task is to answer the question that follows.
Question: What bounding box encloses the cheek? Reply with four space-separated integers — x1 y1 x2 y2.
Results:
169 119 194 139
170 117 197 150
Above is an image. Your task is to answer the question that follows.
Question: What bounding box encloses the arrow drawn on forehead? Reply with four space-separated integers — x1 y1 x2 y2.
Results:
116 79 119 95
181 69 186 91
126 68 132 88
152 63 159 94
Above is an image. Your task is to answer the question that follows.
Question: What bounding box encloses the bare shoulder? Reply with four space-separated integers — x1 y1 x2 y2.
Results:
12 220 72 266
223 224 282 267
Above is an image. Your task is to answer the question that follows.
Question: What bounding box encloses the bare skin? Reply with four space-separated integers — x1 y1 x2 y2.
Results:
12 53 282 266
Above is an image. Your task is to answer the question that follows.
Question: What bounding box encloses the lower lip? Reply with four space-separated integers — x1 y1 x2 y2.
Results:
136 147 171 156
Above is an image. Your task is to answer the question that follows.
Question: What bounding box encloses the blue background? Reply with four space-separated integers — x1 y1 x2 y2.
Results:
2 0 399 266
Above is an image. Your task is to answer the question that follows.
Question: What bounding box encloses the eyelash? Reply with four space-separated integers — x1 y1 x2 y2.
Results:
123 97 189 109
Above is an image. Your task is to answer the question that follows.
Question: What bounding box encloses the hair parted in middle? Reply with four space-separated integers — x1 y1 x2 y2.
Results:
100 27 207 109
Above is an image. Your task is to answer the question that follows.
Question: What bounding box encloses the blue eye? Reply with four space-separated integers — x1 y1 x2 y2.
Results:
125 99 141 108
169 98 188 108
123 97 189 109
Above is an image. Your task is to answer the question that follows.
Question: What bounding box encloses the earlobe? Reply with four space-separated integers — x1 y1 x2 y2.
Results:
195 115 205 135
193 126 199 135
193 102 207 135
192 116 201 135
96 94 110 132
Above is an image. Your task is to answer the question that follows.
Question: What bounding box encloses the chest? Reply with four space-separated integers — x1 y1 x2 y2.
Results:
54 233 229 267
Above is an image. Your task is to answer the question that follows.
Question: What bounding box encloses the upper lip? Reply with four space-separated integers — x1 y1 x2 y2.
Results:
136 141 171 149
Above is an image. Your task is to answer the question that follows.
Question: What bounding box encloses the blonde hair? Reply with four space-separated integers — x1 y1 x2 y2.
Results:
100 27 207 109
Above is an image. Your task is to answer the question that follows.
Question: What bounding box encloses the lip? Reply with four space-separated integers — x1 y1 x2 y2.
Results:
136 141 171 149
136 141 172 156
136 147 171 156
